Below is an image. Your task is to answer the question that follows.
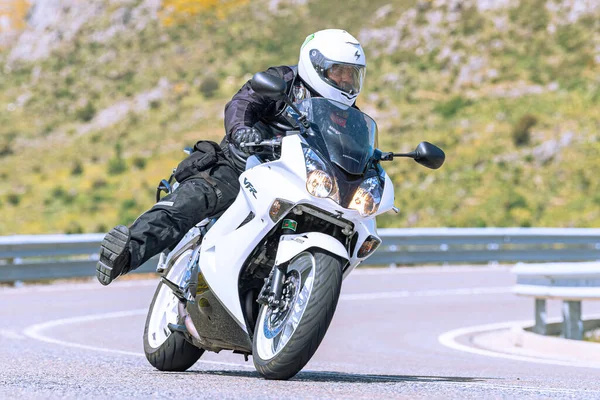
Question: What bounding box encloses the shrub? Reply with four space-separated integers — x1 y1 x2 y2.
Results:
42 123 56 135
51 186 67 199
512 114 538 147
92 179 108 189
107 143 127 175
71 161 84 176
505 193 528 211
6 193 20 206
91 193 105 204
108 157 127 175
76 101 96 122
0 144 13 157
199 75 220 98
132 156 147 170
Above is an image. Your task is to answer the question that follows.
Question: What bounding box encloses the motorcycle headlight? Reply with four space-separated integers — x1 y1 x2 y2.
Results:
348 176 382 217
303 148 340 202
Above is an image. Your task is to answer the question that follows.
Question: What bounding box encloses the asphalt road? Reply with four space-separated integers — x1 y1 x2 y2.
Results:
1 266 600 399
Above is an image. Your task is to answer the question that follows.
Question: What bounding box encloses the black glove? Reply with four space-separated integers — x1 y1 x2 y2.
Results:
231 127 263 154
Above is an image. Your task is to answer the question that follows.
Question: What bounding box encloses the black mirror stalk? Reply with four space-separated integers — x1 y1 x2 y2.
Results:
376 142 445 169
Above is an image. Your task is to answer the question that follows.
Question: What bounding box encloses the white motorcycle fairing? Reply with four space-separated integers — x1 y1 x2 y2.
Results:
185 134 383 335
274 233 348 266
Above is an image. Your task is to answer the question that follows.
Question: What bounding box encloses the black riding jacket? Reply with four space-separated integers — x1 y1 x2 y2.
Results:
220 65 314 173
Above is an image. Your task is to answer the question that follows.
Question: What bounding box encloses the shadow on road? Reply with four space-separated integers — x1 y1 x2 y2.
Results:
178 369 493 384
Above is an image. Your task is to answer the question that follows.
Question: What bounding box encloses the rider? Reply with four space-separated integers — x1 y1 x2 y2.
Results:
96 29 367 285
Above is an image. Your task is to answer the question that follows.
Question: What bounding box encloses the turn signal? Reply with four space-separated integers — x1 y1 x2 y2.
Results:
357 235 381 258
269 199 294 222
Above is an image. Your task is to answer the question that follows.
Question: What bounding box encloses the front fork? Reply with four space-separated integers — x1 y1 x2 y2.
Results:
257 218 299 310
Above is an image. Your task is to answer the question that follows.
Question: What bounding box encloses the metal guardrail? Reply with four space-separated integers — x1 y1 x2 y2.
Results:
0 234 158 283
513 262 600 340
372 228 600 265
1 228 600 283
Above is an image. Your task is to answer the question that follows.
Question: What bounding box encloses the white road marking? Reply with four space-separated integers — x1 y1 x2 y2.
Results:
22 311 598 396
21 285 512 367
438 315 600 369
340 286 512 301
21 297 600 394
0 329 25 340
22 309 254 370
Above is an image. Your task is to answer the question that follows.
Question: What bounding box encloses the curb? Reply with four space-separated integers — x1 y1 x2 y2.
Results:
472 319 600 364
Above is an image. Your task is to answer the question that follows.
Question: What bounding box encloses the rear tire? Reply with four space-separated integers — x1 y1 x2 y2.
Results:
252 250 343 380
143 280 204 371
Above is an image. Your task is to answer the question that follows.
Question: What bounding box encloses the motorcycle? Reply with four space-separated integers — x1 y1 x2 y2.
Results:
142 72 445 380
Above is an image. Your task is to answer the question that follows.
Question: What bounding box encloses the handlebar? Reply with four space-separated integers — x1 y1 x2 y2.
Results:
239 138 282 148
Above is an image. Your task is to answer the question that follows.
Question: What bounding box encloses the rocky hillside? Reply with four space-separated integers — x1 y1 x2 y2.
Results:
0 0 599 234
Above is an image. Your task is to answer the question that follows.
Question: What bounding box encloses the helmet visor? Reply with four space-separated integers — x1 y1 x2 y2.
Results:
310 49 366 96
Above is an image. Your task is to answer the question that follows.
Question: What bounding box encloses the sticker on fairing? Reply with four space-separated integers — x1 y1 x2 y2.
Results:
282 219 298 232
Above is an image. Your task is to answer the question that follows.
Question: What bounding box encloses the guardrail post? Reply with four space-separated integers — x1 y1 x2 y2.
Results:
533 298 547 335
562 301 583 340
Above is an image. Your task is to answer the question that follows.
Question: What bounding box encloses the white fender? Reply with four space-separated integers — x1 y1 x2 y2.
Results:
274 232 349 265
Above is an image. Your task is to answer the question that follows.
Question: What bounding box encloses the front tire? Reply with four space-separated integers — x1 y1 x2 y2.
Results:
252 250 343 380
143 278 203 371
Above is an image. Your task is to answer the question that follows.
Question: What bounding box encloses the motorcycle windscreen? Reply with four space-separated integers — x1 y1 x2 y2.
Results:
297 98 378 175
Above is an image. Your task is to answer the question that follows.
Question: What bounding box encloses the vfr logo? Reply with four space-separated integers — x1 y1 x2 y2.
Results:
244 178 258 199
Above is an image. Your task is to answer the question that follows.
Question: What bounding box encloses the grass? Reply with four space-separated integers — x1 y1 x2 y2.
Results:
0 0 599 234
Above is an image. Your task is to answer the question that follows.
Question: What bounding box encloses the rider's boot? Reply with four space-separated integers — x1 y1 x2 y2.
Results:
96 225 132 286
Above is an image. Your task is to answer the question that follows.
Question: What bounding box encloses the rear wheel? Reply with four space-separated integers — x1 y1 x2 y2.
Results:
143 252 204 371
252 250 342 380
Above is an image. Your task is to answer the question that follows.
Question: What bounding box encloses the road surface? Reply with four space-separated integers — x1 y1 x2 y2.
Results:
1 266 599 399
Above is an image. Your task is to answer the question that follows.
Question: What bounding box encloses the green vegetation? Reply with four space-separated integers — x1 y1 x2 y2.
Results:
512 115 538 147
0 0 599 234
199 76 220 98
107 143 128 175
434 96 472 119
75 101 97 122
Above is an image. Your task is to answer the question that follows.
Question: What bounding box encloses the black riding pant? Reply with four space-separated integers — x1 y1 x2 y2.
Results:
127 164 240 270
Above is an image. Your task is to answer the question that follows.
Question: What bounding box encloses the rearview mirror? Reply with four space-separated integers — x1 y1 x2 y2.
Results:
250 72 287 99
413 142 445 169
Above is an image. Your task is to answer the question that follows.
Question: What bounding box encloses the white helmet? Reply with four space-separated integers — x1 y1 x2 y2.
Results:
298 29 367 107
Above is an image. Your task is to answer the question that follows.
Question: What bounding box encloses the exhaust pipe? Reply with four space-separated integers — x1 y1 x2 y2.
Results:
178 301 202 342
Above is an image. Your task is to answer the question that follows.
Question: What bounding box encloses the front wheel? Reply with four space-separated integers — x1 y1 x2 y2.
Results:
252 249 343 380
